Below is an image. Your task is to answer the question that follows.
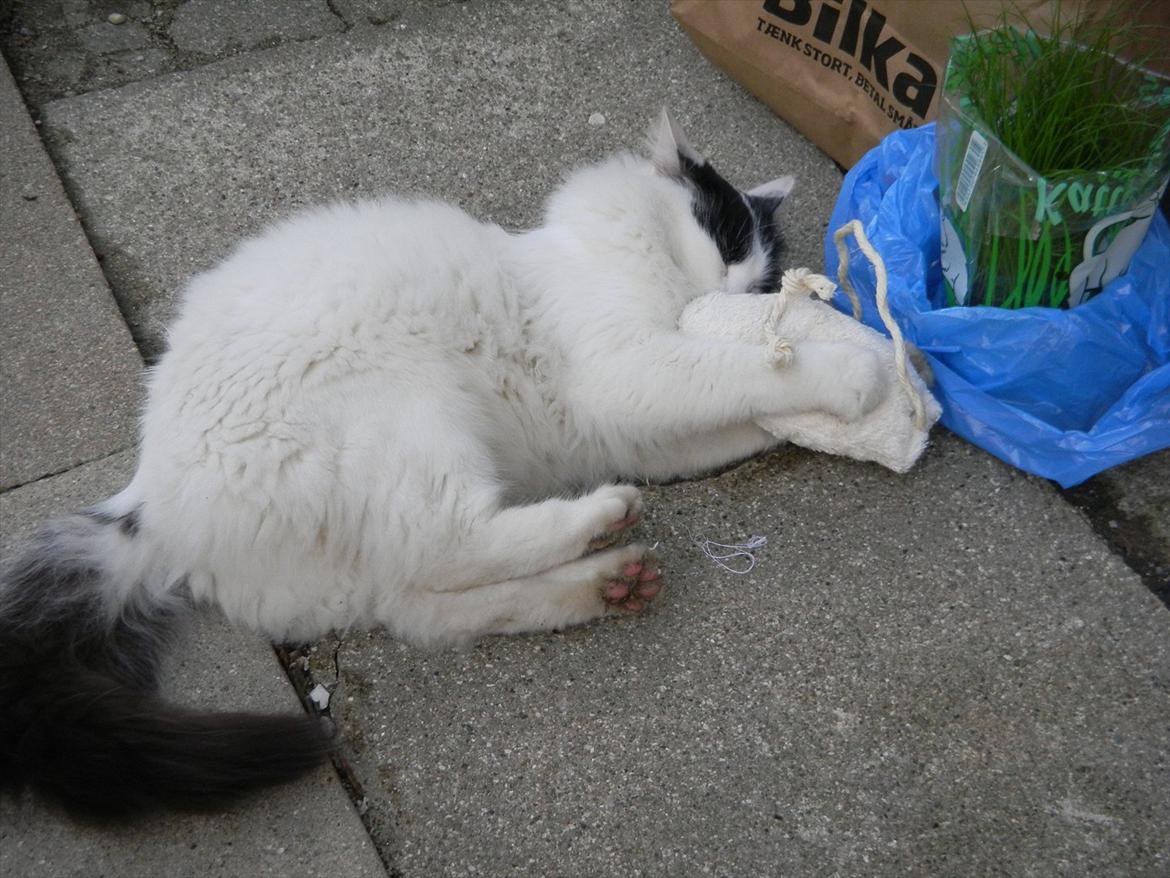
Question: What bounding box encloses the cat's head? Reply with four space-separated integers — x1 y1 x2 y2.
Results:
648 109 793 295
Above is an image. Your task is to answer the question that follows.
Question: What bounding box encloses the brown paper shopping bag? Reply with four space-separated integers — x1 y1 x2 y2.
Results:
672 0 1170 168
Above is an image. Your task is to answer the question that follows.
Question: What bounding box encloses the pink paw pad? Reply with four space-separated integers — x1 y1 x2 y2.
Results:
605 555 664 613
635 581 661 600
603 581 630 603
588 510 642 551
612 511 642 530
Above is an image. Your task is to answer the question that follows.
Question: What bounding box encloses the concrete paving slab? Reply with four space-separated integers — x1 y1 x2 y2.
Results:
168 0 343 56
1065 448 1170 605
77 18 152 54
1106 451 1170 555
3 1 1165 874
0 453 387 878
0 1 348 108
0 57 141 489
307 434 1170 876
332 0 471 28
38 0 844 358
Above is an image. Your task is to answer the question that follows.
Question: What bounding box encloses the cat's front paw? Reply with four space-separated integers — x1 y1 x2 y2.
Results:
821 349 889 422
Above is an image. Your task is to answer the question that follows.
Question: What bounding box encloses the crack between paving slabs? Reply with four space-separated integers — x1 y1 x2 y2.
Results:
0 444 136 498
325 0 356 30
273 637 402 877
1061 480 1170 610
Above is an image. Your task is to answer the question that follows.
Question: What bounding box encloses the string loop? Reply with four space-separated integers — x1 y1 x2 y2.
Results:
769 222 928 431
694 535 768 575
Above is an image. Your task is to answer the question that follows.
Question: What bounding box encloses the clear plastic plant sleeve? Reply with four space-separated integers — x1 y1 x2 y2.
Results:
936 34 1170 310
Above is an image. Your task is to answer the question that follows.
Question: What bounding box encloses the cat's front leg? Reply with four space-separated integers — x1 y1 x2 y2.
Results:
789 341 889 422
576 332 887 436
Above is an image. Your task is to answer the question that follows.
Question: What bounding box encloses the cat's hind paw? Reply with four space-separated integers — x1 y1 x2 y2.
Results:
602 551 663 614
586 485 644 552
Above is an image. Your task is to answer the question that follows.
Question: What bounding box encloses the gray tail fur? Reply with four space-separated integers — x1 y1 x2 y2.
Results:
0 508 333 823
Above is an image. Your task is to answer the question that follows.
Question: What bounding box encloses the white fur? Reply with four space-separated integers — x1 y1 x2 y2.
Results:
680 292 941 472
107 127 888 647
748 176 796 201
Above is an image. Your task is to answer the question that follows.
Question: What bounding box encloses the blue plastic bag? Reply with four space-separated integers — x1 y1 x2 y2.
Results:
824 124 1170 488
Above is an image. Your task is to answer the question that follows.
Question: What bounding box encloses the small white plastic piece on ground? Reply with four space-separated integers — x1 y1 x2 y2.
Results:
308 683 331 711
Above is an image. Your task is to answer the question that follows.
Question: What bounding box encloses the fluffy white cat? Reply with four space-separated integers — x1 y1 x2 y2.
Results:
0 112 886 821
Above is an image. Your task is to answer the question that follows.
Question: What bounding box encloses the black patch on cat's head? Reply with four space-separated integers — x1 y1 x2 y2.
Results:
678 153 754 265
748 195 785 293
647 111 788 291
678 153 786 292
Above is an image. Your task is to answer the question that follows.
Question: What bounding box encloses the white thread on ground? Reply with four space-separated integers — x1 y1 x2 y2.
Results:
694 534 767 574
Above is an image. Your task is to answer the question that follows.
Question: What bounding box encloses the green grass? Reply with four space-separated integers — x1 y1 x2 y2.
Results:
940 2 1170 309
949 3 1170 181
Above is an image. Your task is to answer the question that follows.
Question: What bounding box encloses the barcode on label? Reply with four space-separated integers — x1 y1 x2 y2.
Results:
955 130 988 212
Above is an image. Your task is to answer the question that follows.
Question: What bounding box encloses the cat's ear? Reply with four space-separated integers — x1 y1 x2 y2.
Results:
748 176 796 222
748 176 796 202
647 108 705 176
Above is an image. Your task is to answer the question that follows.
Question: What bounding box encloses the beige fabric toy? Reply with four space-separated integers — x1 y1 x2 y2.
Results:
678 222 942 473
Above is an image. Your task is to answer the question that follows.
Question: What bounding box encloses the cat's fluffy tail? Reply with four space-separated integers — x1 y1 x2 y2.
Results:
0 504 333 823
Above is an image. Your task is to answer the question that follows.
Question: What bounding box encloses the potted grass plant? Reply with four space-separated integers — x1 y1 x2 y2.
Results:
936 4 1170 309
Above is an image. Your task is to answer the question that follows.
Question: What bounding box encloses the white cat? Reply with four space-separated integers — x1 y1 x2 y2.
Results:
0 112 887 821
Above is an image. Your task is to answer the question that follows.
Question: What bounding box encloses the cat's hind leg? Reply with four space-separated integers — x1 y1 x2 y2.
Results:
343 388 653 643
430 483 644 590
389 542 664 646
